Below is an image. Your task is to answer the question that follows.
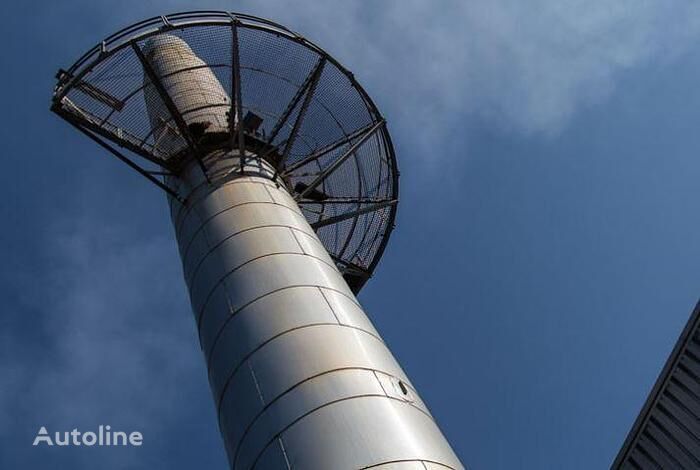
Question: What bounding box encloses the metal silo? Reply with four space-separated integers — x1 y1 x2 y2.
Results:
51 11 463 469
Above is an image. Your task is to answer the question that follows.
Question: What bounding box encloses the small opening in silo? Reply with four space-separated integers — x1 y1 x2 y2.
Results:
398 380 408 395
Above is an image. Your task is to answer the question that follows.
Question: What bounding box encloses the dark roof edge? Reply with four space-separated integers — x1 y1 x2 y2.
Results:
611 298 700 469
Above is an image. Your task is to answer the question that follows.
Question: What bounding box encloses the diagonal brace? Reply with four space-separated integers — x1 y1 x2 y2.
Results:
295 119 385 201
310 199 397 229
267 57 326 146
277 57 326 171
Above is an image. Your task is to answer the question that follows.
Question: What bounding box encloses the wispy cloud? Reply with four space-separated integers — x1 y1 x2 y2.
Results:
262 0 700 136
0 206 209 467
49 0 700 148
8 2 700 468
15 0 698 444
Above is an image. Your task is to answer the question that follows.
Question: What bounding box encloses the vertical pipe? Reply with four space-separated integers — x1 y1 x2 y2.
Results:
148 35 463 470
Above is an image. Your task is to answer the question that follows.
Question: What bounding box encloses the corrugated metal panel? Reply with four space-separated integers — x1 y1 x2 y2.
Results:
613 300 700 469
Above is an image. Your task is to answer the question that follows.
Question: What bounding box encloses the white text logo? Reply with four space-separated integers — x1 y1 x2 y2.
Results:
33 426 143 447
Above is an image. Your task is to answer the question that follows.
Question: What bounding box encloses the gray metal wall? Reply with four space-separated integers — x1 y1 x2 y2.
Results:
613 300 700 469
147 35 463 469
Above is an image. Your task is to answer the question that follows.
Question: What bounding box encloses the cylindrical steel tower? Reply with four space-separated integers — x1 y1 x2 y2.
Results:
51 11 463 469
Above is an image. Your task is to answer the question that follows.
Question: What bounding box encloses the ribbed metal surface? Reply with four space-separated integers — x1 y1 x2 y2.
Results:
167 156 463 469
613 300 700 469
51 11 463 470
145 28 462 470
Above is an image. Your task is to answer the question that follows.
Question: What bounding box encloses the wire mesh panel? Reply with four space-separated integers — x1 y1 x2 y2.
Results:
51 11 399 292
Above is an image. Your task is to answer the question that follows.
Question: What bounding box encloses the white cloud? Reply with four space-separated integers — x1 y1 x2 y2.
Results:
49 0 700 152
26 5 700 415
8 2 699 464
0 208 207 466
261 0 700 135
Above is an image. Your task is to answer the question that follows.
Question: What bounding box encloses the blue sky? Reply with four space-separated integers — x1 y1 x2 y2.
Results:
3 1 700 468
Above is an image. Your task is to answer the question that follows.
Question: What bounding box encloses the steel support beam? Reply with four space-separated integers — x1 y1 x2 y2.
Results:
295 119 385 200
230 16 246 173
267 57 326 148
310 199 397 229
277 58 326 171
66 119 184 202
281 121 380 177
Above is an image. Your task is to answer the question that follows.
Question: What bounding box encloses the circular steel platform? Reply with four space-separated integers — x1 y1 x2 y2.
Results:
51 11 399 292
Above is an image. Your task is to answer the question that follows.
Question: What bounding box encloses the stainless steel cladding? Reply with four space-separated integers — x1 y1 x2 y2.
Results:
168 158 463 468
51 12 463 470
145 34 462 470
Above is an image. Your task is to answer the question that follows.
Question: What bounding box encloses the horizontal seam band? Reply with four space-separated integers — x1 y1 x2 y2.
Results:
361 459 458 470
195 252 345 334
174 178 284 232
243 394 436 470
180 200 304 262
228 365 427 462
213 324 390 413
203 284 364 356
185 224 320 286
